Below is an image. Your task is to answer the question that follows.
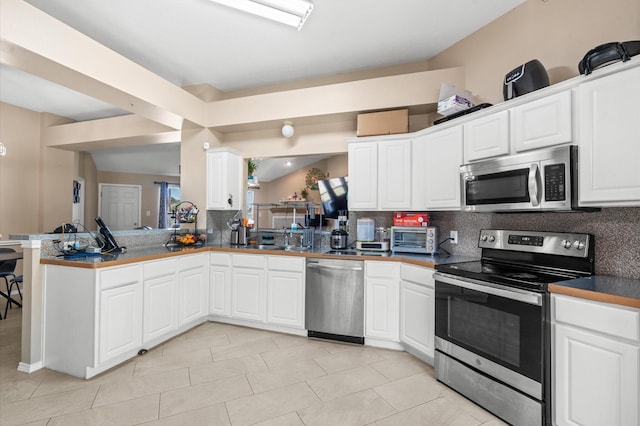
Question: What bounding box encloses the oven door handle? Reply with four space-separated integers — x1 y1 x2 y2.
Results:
528 163 541 206
434 272 542 306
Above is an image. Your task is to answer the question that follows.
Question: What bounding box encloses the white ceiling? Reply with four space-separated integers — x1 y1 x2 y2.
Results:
1 0 525 175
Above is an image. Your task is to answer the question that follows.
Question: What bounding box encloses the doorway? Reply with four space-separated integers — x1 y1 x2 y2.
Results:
98 184 141 230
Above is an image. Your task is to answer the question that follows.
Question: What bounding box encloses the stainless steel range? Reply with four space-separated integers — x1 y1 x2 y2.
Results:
434 229 595 426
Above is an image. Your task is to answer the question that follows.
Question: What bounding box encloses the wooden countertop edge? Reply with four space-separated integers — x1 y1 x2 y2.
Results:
40 246 211 269
41 246 437 269
548 283 640 309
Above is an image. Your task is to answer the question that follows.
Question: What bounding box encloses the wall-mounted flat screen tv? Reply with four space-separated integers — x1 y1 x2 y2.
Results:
317 177 348 219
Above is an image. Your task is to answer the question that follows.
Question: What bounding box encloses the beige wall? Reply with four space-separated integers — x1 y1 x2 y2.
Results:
429 0 640 105
0 103 41 237
96 171 180 229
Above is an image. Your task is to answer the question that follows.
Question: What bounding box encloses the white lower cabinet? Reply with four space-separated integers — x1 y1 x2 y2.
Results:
143 258 178 344
232 254 266 322
98 265 143 364
178 253 209 326
267 256 305 328
552 294 640 426
98 277 143 364
365 261 400 344
210 252 232 317
399 264 434 363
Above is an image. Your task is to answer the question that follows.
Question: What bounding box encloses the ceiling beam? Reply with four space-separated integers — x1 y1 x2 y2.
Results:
0 0 207 129
205 68 465 129
41 114 181 151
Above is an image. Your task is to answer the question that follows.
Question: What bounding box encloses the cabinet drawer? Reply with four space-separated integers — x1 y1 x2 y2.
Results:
233 254 265 269
553 294 640 342
100 265 142 290
268 255 304 272
210 252 231 267
143 258 177 279
179 253 207 271
366 261 399 278
400 264 433 287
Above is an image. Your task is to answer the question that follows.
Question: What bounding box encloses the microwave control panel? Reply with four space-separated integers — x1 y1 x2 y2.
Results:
544 163 566 201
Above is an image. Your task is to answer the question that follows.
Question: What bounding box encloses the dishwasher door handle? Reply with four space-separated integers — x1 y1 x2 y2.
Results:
307 262 363 271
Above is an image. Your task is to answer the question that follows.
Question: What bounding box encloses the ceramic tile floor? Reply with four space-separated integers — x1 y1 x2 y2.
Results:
0 304 507 426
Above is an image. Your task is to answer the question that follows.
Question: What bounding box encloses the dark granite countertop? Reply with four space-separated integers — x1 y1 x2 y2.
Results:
38 244 639 308
549 276 640 308
39 243 474 269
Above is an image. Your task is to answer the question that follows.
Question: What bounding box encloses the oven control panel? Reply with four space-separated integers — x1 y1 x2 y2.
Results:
478 229 592 258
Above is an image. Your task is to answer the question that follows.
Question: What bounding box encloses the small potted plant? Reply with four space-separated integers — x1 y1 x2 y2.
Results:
300 188 309 200
247 159 257 177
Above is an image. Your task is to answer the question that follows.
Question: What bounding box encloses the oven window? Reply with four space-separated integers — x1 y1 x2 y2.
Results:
436 281 543 382
449 298 520 366
466 168 530 205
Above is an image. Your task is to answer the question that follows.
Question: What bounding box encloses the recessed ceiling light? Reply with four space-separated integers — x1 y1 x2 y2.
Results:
285 161 292 166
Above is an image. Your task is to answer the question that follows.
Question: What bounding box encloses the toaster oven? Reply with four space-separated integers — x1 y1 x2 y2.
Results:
391 226 438 255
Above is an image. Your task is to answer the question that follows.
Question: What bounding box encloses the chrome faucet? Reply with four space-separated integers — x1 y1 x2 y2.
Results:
283 229 292 246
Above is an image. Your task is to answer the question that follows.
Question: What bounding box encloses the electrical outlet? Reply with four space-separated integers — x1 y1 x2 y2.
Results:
450 230 459 244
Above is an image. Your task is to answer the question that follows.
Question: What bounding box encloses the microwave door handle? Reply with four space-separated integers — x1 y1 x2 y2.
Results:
528 164 541 206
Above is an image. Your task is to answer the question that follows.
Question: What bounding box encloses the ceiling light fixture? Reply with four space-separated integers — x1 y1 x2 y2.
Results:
282 122 295 138
207 0 313 30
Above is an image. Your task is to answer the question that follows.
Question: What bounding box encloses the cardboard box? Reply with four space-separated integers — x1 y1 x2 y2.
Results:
393 212 430 227
357 109 409 137
437 84 474 116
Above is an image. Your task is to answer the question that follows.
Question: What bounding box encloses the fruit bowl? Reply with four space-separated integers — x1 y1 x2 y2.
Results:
176 233 201 246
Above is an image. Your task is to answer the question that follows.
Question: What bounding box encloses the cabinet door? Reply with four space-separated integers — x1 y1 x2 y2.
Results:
463 110 510 162
99 283 143 364
210 265 232 317
178 266 208 326
143 274 178 343
578 65 640 207
267 270 304 328
348 141 378 210
554 323 639 426
232 268 266 322
378 139 412 210
365 262 399 342
424 126 464 210
206 148 243 210
400 281 434 358
512 90 572 152
411 136 428 210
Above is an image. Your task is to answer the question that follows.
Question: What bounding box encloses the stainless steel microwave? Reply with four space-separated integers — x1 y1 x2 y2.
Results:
461 145 589 212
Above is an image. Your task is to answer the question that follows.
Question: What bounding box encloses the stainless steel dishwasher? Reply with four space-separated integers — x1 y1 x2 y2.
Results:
305 257 365 344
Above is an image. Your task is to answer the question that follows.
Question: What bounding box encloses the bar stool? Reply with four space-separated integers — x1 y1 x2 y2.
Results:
0 248 18 320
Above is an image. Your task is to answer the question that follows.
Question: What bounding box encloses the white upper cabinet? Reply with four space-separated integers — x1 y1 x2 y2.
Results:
348 138 412 210
578 64 640 207
206 147 243 210
463 110 510 162
423 126 463 210
348 141 378 210
511 90 572 152
378 139 412 210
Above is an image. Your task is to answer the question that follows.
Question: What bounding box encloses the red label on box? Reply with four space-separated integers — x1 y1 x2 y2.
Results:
393 212 429 227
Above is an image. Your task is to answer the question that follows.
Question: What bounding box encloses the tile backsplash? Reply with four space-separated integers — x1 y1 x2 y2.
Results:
355 208 640 280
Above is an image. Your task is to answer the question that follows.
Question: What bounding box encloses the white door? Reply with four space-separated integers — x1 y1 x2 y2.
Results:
99 184 141 230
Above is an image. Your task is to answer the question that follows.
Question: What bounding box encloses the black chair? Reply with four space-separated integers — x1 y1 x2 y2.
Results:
6 275 23 317
0 248 18 319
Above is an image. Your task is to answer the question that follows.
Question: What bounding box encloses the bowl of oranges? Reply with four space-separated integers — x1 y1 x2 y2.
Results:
176 233 200 246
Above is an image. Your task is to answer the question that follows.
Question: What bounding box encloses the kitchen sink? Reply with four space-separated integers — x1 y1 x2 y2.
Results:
244 244 310 252
245 244 286 250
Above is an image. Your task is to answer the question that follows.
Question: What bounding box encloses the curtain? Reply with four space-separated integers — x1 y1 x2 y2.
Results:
158 182 169 229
